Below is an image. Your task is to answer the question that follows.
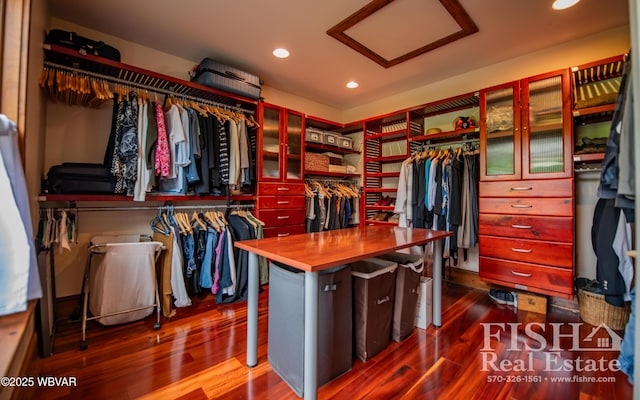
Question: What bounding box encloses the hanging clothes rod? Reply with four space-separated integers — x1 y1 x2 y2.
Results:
41 203 254 213
43 61 255 114
413 136 480 146
305 178 360 185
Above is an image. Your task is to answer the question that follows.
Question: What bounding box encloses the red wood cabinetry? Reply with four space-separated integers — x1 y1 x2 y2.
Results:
256 103 306 237
479 69 575 298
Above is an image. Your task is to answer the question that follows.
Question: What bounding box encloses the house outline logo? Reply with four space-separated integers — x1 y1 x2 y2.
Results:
580 323 623 352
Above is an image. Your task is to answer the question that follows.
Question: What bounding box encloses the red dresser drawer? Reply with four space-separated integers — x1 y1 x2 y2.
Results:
479 179 573 198
258 196 306 209
259 208 305 227
263 224 306 238
479 197 573 216
479 214 573 242
479 256 573 297
479 235 573 268
258 182 306 196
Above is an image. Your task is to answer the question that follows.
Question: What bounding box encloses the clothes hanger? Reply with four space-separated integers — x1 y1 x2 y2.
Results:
246 210 265 227
151 208 170 236
204 211 221 233
191 212 207 231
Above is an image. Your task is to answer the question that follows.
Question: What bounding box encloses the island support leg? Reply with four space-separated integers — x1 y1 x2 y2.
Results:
433 238 443 327
304 270 319 400
246 258 259 367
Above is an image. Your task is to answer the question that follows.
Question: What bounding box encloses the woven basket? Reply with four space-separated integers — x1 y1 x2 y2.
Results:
578 289 631 330
304 153 329 172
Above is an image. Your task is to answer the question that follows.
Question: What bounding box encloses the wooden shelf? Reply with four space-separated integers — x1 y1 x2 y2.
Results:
365 130 407 141
304 170 360 178
365 155 407 163
304 142 360 154
573 153 604 163
365 172 400 178
39 194 256 202
364 188 398 193
43 44 258 108
410 127 478 142
572 103 615 117
367 205 395 211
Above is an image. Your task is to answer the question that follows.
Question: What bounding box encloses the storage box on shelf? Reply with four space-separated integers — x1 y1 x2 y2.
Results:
478 69 575 299
304 116 362 178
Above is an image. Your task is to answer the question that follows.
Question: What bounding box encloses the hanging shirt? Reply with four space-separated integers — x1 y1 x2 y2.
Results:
153 101 171 178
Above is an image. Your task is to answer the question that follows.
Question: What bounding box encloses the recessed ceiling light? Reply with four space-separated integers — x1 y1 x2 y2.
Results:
273 48 290 58
346 81 359 89
552 0 580 10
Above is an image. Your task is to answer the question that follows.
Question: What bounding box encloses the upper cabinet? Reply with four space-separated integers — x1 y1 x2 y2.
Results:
258 103 304 183
480 69 573 181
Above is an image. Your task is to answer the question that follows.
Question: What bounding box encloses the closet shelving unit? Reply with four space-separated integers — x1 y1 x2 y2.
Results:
408 91 480 150
571 54 626 170
40 43 259 203
363 111 409 225
304 116 362 178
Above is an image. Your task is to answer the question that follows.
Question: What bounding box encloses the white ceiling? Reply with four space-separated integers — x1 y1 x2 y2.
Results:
48 0 630 110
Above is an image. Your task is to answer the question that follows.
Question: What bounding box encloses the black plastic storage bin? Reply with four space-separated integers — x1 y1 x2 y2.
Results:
377 252 424 342
351 258 398 362
267 262 352 397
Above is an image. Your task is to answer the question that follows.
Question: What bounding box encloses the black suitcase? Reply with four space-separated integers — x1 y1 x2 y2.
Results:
45 29 121 62
46 163 117 194
191 58 262 100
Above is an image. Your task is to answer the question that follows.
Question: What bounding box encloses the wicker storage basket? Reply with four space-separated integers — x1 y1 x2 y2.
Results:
578 289 630 330
304 153 329 172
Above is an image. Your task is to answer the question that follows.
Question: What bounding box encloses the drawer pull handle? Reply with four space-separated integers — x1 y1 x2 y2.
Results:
510 187 533 191
511 204 533 209
511 247 532 253
511 224 533 229
277 233 290 237
277 201 289 205
277 187 289 191
277 215 290 220
511 270 532 278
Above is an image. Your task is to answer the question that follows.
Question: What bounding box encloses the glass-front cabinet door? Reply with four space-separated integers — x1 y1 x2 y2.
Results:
521 70 573 179
285 110 303 181
480 81 521 181
260 105 282 180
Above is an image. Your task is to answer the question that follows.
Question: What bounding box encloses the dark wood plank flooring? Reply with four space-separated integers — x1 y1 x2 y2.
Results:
33 283 633 399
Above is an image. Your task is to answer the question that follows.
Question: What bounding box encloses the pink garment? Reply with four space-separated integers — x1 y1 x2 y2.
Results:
153 102 171 178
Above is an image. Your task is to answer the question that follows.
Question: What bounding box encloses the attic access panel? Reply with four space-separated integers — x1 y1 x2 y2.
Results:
327 0 478 68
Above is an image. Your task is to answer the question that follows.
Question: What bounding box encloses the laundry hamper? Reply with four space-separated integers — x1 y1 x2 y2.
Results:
377 252 424 342
351 258 397 362
268 262 352 397
80 235 163 350
578 289 630 330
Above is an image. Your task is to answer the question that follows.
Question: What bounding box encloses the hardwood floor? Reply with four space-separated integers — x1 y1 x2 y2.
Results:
33 282 632 400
